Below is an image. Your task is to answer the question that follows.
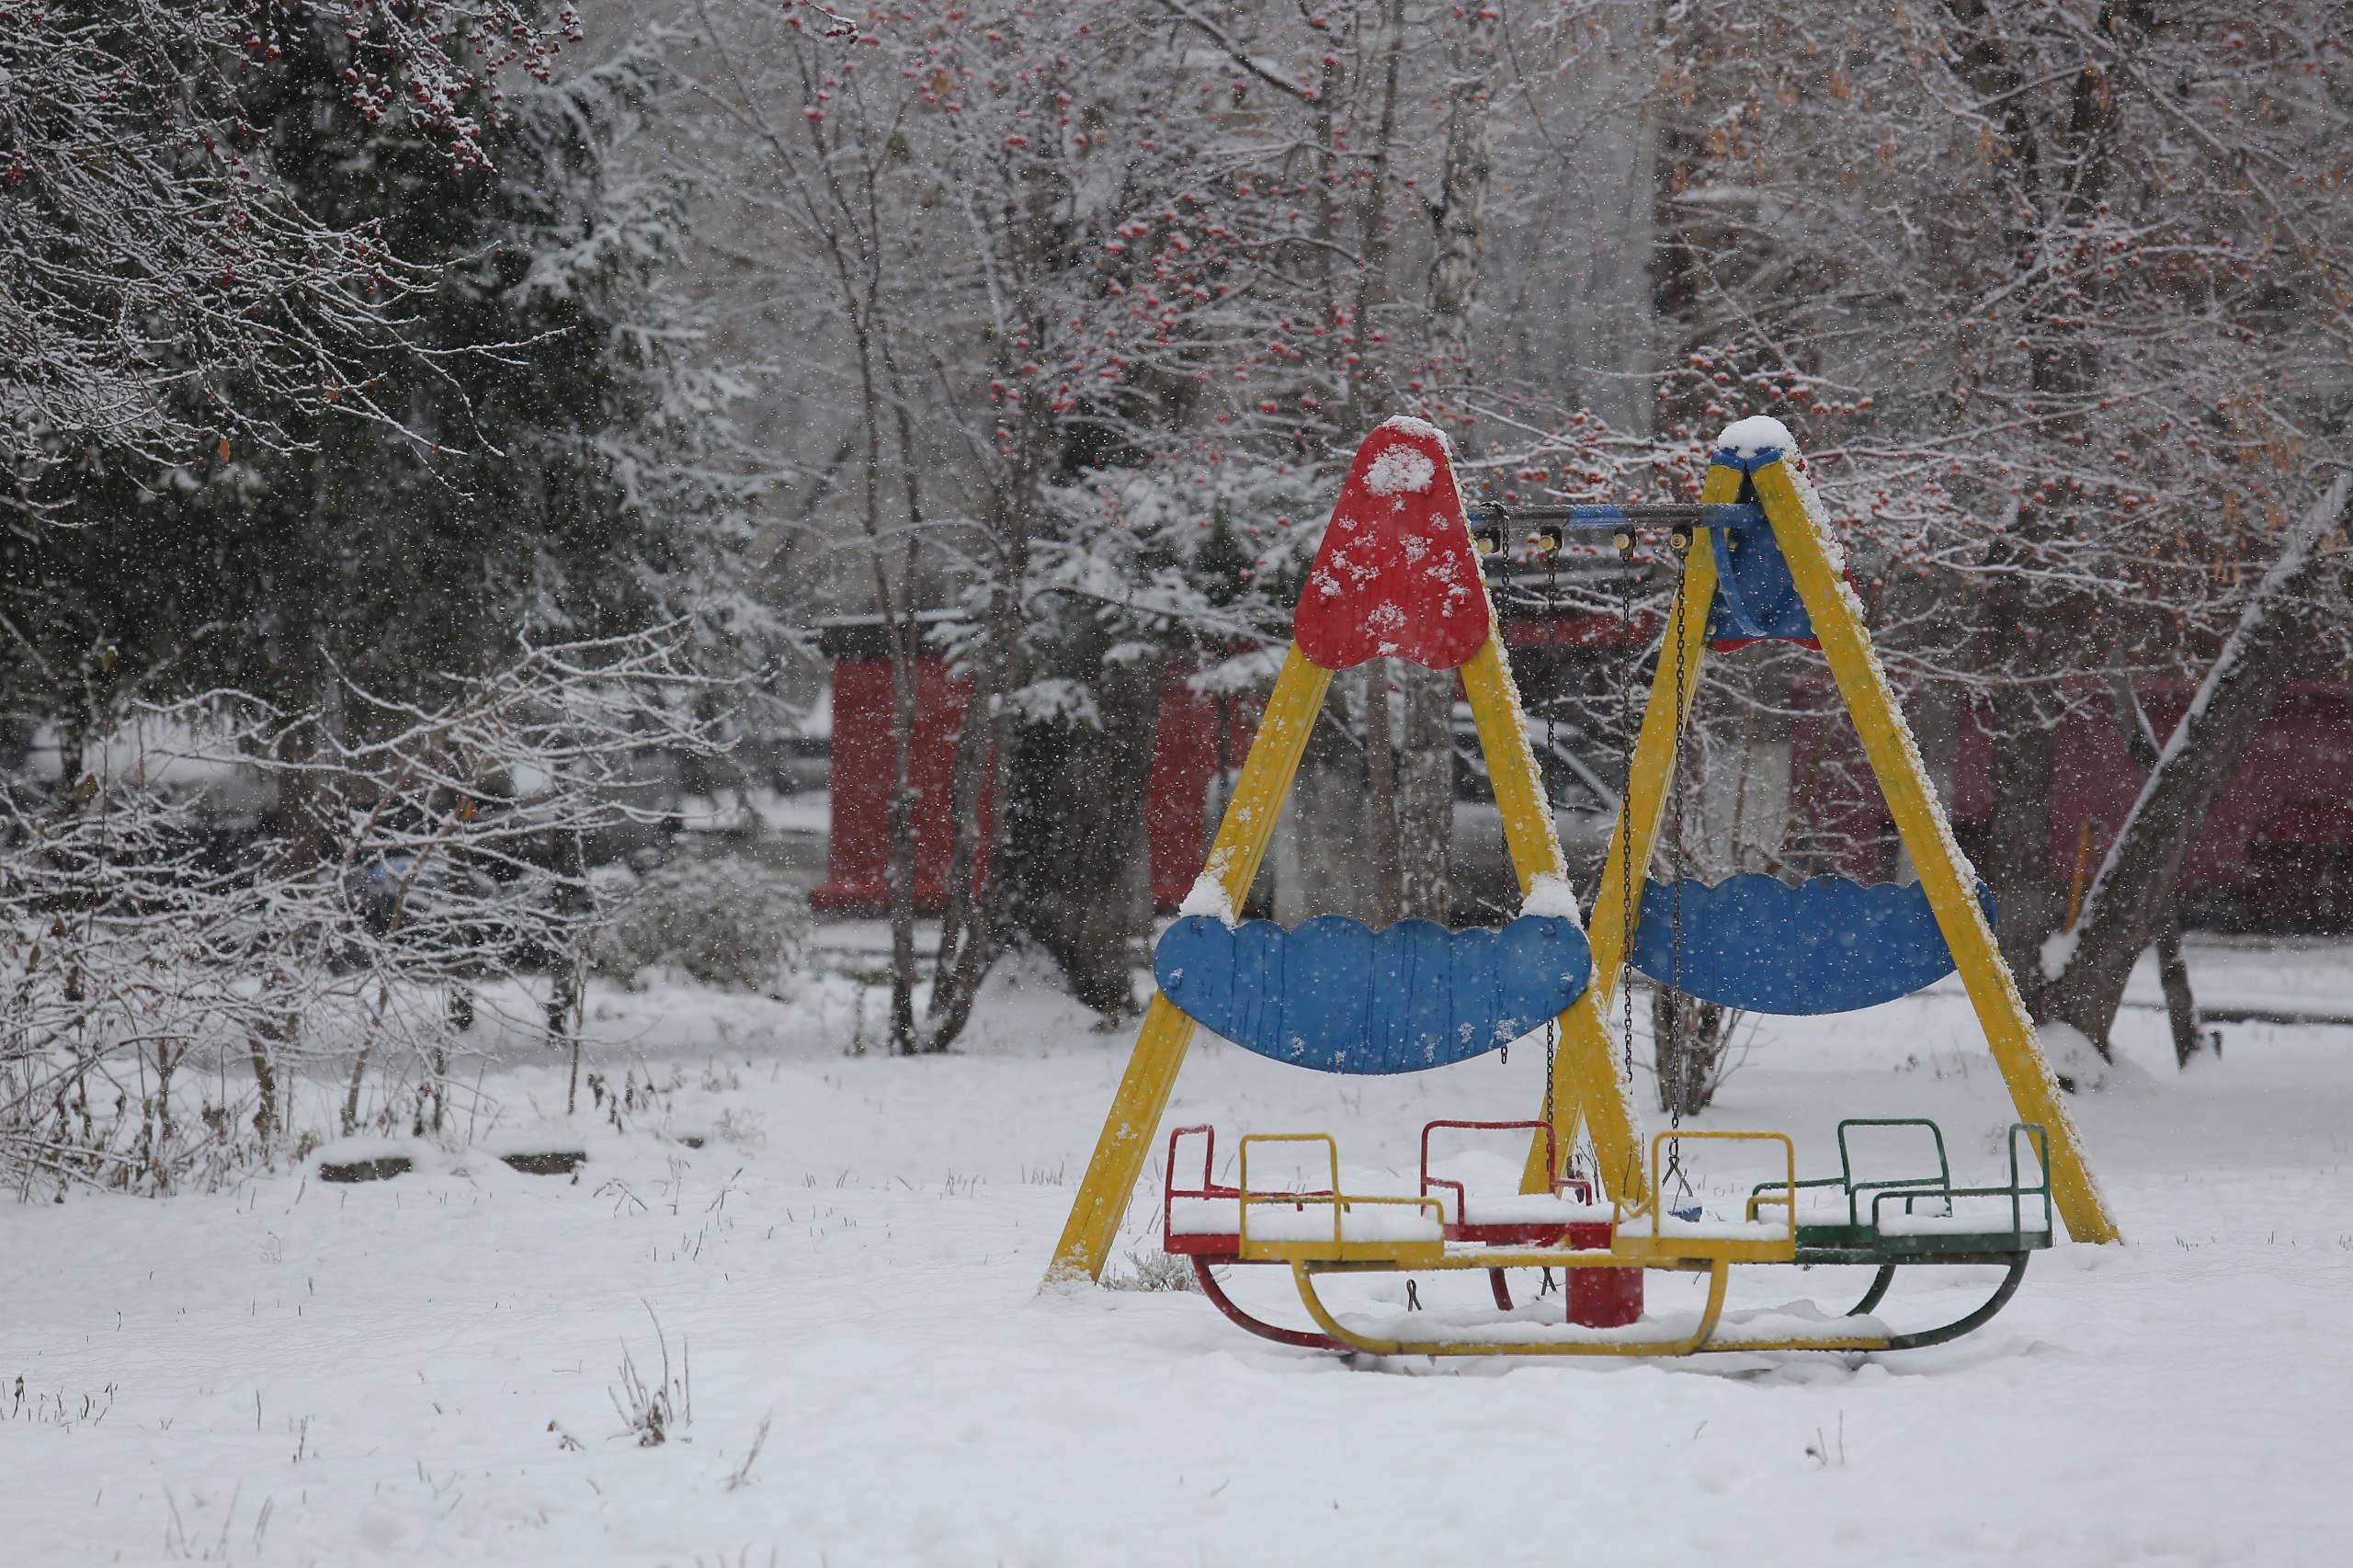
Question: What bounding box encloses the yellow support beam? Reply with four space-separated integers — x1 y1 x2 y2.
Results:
1749 456 2120 1243
1458 635 1566 896
1584 497 1725 991
1044 644 1333 1284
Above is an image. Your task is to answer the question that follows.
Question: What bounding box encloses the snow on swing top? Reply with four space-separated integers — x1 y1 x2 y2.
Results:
1294 417 1489 672
1715 414 1795 462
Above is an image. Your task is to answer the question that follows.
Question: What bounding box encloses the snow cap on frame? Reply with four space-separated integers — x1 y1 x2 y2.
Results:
1712 415 1798 473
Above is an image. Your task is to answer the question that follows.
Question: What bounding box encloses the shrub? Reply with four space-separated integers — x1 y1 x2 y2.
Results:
593 855 808 992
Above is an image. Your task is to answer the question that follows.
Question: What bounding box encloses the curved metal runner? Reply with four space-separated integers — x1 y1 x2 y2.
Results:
1268 1253 2035 1359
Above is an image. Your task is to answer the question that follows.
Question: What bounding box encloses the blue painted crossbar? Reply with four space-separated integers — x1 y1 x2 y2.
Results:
1154 915 1594 1075
1464 503 1770 532
1630 875 1998 1016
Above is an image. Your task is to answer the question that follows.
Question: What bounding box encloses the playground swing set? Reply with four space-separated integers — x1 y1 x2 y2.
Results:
1047 415 2121 1358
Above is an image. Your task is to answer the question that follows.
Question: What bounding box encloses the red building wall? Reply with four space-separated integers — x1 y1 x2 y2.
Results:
822 641 2353 929
1141 676 1262 910
813 658 990 914
815 658 1259 916
1790 678 2353 927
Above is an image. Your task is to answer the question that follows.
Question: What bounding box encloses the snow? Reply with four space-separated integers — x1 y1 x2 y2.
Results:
2038 924 2081 981
796 687 833 741
1877 1207 2051 1236
1374 412 1453 452
1445 1190 1617 1227
6 947 2352 1563
1717 414 1796 459
1176 868 1237 923
1649 1213 1794 1243
1362 444 1437 496
1166 1197 1245 1235
1325 1301 1897 1350
1520 870 1583 919
308 1135 429 1169
1242 1201 1445 1244
2032 1019 2156 1096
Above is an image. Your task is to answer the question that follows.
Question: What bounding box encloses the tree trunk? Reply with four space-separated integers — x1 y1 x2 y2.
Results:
1278 683 1381 926
1652 986 1733 1119
1391 5 1496 926
2104 674 2204 1067
1940 0 2151 1006
878 277 940 1055
922 554 1017 1053
924 378 1041 1051
1396 664 1454 921
2154 920 2202 1069
544 827 592 1108
1363 659 1402 923
1002 653 1166 1019
2039 474 2351 1053
1981 687 2060 1012
1336 0 1406 437
1426 6 1496 371
879 581 924 1054
1695 647 1795 878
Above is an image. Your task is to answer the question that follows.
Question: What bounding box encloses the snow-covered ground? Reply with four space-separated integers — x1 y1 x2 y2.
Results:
7 942 2350 1565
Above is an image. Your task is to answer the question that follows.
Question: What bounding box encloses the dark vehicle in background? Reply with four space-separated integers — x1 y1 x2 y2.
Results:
1449 704 1620 921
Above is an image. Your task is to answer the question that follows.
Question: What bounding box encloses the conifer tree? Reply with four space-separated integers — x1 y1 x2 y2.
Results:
2 6 760 771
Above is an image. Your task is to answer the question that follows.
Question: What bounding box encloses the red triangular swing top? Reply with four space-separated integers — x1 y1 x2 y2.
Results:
1294 417 1489 673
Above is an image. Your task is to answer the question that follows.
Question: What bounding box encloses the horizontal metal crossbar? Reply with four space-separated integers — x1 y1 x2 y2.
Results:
1465 503 1769 532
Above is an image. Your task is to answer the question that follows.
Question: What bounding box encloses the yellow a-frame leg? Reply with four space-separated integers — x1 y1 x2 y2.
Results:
1045 645 1331 1284
1750 456 2120 1243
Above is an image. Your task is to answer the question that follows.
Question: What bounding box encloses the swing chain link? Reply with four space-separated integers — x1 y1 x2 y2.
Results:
1615 529 1637 1097
1539 523 1561 1175
1664 525 1696 1203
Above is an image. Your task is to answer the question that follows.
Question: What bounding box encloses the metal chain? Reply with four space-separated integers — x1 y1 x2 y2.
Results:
1665 528 1695 1202
1539 526 1562 1180
1541 1017 1558 1181
1613 528 1637 1096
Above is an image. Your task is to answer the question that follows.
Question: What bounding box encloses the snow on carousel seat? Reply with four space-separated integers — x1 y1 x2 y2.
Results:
1164 1196 1249 1255
1235 1196 1448 1266
1430 1190 1615 1229
1876 1203 2052 1237
1242 1201 1446 1245
1418 1142 1614 1244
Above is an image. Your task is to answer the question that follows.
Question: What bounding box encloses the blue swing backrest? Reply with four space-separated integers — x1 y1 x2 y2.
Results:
1629 875 1998 1016
1154 915 1594 1075
1708 523 1815 642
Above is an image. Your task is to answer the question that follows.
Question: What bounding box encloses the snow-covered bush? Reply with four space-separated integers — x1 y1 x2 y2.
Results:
0 627 727 1197
593 856 808 994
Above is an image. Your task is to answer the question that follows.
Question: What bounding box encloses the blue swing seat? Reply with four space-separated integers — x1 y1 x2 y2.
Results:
1630 875 1997 1016
1154 915 1593 1075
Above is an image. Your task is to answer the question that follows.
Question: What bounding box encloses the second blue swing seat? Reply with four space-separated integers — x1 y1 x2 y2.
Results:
1154 874 1995 1060
1629 876 1998 1016
1154 915 1594 1074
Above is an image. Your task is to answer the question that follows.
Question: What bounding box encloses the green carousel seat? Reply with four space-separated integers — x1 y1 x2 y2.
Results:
1752 1119 2053 1266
